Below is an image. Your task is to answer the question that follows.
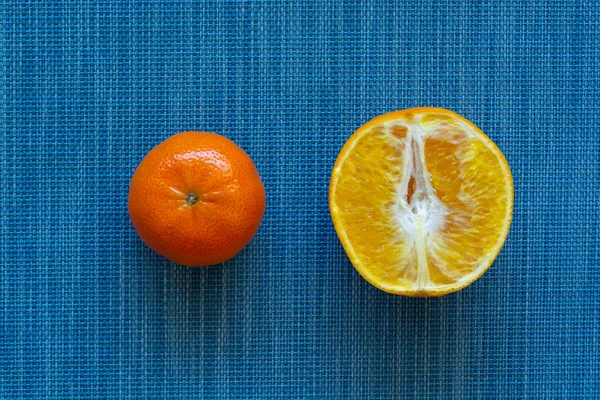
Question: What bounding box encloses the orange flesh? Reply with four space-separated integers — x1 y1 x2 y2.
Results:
330 108 513 296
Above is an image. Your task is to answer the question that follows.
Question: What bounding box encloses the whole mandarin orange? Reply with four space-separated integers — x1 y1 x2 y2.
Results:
128 132 266 266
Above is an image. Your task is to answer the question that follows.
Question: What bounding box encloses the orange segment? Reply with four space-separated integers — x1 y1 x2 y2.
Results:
332 125 415 288
329 108 513 296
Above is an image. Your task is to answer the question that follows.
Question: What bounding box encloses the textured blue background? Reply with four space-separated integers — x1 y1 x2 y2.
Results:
1 1 599 399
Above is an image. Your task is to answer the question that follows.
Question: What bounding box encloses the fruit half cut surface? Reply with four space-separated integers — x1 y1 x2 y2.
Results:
329 108 514 296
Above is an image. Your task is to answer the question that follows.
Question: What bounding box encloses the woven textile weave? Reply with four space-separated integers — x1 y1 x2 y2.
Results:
2 1 599 398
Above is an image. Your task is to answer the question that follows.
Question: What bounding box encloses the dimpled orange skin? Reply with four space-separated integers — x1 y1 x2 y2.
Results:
128 132 266 266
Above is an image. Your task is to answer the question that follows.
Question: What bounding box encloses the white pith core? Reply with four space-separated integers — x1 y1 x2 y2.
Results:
387 122 447 290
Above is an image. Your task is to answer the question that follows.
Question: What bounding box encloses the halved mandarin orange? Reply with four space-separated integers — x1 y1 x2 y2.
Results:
329 108 513 296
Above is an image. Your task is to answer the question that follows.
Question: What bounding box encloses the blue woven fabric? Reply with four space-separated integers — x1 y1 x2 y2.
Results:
2 1 599 398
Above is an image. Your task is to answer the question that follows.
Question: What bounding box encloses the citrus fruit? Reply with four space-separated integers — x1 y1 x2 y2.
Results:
329 108 513 296
128 132 266 266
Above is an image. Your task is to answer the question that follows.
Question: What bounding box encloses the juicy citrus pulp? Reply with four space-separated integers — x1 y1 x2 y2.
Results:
329 108 513 296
